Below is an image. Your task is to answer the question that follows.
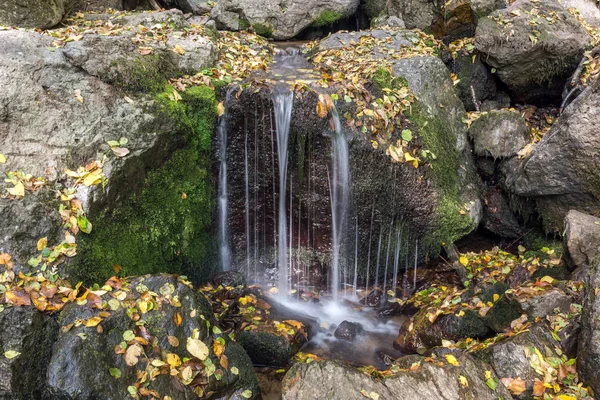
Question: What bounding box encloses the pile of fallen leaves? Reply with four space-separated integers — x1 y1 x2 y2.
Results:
200 284 307 344
306 28 442 167
174 30 274 91
374 245 593 399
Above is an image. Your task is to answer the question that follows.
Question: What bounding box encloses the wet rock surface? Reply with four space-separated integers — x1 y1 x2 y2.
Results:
475 323 564 399
469 110 529 159
564 210 600 270
577 256 600 395
281 355 513 399
334 320 364 341
0 306 59 399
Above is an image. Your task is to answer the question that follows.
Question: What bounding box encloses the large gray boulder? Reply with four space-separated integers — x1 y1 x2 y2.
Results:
561 0 600 27
503 77 600 232
281 355 513 399
475 0 592 104
211 0 360 39
564 210 600 269
469 110 529 159
0 12 218 279
0 306 59 399
0 0 73 29
47 275 259 399
578 256 600 396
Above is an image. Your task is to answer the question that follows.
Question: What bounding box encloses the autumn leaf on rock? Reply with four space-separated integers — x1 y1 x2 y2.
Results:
173 44 185 55
500 377 527 395
37 237 48 251
125 343 143 366
445 354 459 366
187 337 209 360
74 89 83 103
0 153 5 163
4 350 21 359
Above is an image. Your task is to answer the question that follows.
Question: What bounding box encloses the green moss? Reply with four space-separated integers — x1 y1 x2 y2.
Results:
252 23 273 38
312 10 344 27
239 18 250 30
72 85 219 285
372 68 407 94
111 53 176 93
408 103 476 250
484 296 522 333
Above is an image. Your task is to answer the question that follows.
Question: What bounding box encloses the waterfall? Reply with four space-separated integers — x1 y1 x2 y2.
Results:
217 88 233 271
392 226 402 297
329 104 350 301
244 116 251 277
273 87 294 293
352 217 358 296
413 239 419 290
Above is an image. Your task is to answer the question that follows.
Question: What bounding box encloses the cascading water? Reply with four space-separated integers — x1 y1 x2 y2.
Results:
329 104 351 301
217 88 233 271
273 86 294 293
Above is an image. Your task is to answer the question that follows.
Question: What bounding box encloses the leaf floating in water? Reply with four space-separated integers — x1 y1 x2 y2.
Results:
217 102 225 117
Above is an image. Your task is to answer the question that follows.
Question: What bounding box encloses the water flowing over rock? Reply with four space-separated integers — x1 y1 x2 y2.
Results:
475 0 593 104
210 0 360 40
503 78 600 232
0 0 73 29
281 356 513 399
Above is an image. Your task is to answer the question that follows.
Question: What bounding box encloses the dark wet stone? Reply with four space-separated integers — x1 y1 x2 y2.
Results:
334 321 364 341
211 271 246 287
0 306 59 400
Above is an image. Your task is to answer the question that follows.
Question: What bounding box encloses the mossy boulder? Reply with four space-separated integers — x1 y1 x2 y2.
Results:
394 307 492 354
46 274 260 399
72 84 220 285
210 0 360 39
391 55 482 251
0 0 73 29
0 306 59 399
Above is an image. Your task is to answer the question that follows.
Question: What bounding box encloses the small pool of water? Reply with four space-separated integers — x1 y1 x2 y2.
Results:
271 294 406 369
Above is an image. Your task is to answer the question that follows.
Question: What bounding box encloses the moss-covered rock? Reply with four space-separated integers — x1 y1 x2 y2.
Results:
391 56 482 252
46 274 260 400
72 85 220 285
